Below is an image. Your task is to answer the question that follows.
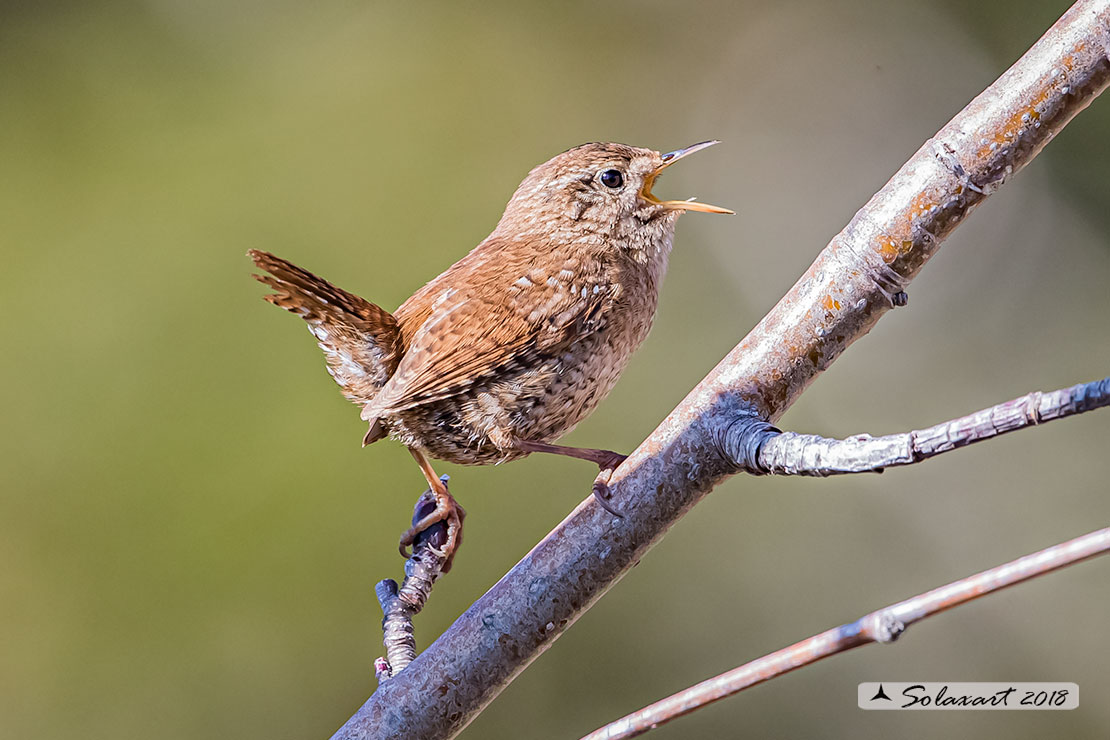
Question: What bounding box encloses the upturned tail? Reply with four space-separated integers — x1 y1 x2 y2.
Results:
248 250 401 443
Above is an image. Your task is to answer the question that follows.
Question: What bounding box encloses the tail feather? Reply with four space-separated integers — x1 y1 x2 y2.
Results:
249 250 401 424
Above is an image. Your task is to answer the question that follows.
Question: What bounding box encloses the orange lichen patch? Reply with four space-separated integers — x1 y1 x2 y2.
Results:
908 192 937 223
821 294 841 311
875 235 901 264
1062 42 1083 70
975 79 1054 159
872 233 919 265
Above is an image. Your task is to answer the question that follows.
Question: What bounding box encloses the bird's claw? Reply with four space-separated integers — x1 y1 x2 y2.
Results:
592 468 625 518
397 491 465 572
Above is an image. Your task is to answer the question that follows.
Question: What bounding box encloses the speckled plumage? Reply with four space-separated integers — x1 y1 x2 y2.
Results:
250 141 729 567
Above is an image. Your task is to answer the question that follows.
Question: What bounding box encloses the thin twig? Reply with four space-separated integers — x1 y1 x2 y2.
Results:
332 4 1110 738
582 527 1110 740
374 477 450 682
748 376 1110 475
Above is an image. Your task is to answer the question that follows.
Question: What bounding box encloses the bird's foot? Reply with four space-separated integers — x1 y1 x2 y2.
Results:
404 448 466 572
591 455 627 518
398 483 466 573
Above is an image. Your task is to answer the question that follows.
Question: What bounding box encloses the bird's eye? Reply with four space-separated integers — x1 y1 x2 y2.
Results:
599 169 624 189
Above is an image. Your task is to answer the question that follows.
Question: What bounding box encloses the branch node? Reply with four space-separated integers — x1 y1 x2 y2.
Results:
864 611 906 644
1023 391 1043 424
932 138 991 194
717 413 780 473
832 219 910 306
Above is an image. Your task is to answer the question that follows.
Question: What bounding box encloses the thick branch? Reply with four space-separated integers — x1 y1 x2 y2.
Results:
736 376 1110 475
583 527 1110 739
333 3 1110 738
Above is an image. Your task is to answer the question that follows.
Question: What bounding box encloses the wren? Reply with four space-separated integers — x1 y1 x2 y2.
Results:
249 141 731 570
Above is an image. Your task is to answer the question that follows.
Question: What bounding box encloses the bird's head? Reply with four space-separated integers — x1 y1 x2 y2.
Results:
496 141 732 253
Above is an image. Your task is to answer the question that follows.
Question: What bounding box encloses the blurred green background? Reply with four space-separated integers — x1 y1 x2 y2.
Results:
2 1 1108 738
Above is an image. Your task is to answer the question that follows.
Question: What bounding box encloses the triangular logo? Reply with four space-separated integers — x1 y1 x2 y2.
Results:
870 684 892 701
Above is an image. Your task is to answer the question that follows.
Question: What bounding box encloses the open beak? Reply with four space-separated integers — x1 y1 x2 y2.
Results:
640 140 734 215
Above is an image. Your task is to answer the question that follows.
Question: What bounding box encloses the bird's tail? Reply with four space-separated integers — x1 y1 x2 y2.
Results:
249 250 402 442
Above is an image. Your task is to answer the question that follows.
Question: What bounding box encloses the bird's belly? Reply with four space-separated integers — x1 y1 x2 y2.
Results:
386 322 648 465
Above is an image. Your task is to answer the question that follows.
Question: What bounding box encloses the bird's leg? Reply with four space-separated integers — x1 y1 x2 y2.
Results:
514 440 627 517
399 448 465 572
514 439 627 467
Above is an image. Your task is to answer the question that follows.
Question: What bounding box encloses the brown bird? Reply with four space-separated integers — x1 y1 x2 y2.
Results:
249 141 730 570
